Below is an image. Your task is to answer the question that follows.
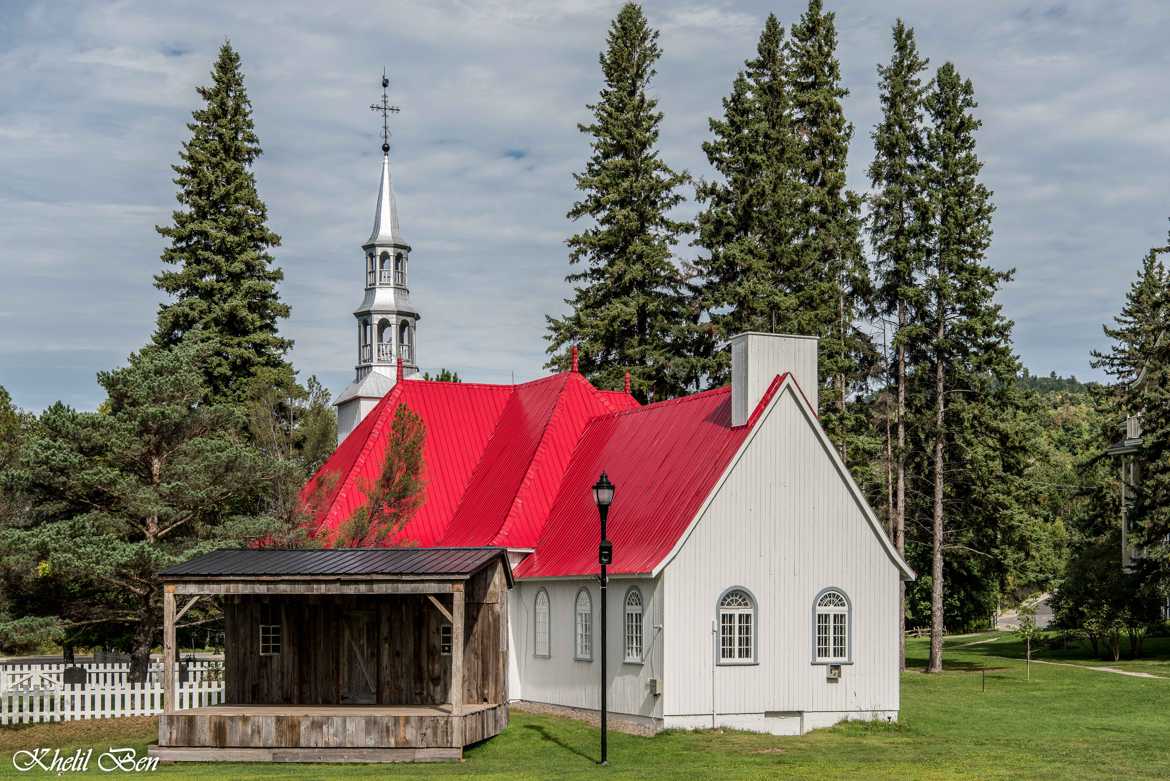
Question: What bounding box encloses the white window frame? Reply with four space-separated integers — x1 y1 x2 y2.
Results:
259 623 281 656
812 588 852 664
534 588 551 658
623 587 644 664
716 587 756 665
574 588 593 661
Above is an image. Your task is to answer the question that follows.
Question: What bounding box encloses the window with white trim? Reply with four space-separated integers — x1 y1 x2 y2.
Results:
624 588 643 663
259 603 281 656
815 589 850 662
718 589 754 663
534 589 550 658
574 589 592 661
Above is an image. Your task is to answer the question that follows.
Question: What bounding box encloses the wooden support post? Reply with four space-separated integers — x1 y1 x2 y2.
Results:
163 585 176 714
450 584 465 747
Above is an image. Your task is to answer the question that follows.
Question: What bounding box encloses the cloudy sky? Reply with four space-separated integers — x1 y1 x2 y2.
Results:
2 1 1169 412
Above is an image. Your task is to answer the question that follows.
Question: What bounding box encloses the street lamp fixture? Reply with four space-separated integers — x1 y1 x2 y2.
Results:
592 471 615 766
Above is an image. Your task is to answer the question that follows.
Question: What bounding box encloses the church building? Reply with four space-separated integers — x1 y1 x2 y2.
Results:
304 84 913 738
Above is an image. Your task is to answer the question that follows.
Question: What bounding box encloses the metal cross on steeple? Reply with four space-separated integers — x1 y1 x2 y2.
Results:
370 68 400 154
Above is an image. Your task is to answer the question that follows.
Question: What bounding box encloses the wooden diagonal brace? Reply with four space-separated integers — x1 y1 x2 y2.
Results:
427 594 453 623
175 596 201 622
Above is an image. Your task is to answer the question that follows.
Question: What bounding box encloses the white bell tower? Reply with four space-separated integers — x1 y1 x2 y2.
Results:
335 72 421 443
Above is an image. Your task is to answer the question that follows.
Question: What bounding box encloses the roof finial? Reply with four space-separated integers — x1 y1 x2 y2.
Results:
570 346 579 373
370 68 400 155
624 370 631 395
396 356 404 382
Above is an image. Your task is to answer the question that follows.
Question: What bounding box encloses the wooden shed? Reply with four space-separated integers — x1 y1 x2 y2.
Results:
149 547 512 763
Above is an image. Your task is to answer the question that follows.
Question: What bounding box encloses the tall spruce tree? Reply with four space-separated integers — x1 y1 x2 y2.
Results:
786 0 874 463
919 62 1016 672
692 15 803 386
867 20 930 669
154 42 291 403
1091 249 1170 601
1 344 270 679
546 3 691 402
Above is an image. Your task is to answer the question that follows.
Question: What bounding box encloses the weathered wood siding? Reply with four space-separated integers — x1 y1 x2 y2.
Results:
661 384 902 732
461 562 507 707
225 595 452 706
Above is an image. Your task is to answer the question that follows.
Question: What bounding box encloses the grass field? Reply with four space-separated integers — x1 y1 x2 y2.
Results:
1 633 1166 780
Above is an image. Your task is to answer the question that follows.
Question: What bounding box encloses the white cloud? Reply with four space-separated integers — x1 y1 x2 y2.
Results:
2 0 1170 410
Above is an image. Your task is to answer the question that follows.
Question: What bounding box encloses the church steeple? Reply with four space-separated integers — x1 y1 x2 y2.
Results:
368 153 403 246
335 70 421 444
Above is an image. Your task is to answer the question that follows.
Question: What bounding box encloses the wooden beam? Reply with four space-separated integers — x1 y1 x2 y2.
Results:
163 585 176 715
450 584 465 747
175 596 200 622
427 594 453 623
171 581 456 596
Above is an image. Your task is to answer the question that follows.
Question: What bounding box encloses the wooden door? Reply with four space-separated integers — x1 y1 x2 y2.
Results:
340 610 378 704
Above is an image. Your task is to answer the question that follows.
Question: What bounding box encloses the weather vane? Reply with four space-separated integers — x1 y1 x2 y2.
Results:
370 68 400 154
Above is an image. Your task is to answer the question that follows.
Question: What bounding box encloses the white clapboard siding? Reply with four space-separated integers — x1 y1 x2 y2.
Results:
661 383 903 732
0 680 223 725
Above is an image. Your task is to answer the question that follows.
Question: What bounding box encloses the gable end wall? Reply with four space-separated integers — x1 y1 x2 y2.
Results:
661 385 901 730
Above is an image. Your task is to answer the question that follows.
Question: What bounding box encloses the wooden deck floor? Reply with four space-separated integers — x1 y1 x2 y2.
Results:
154 702 509 762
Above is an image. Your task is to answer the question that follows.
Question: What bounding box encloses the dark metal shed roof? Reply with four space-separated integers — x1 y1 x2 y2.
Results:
160 547 512 584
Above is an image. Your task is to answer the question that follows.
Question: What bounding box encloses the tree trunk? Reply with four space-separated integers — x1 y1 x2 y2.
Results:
63 643 75 665
927 298 945 673
896 304 907 672
128 599 158 684
1109 632 1121 662
837 287 848 465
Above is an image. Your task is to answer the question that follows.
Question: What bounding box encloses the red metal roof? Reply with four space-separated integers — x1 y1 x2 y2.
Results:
513 377 785 578
302 370 788 578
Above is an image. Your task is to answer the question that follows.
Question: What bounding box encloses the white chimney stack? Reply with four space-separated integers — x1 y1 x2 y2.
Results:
730 332 819 426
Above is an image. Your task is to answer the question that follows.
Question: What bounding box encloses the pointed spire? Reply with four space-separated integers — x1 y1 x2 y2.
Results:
368 153 404 245
367 70 404 246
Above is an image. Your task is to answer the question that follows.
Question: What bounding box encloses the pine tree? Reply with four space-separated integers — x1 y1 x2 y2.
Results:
546 3 691 402
1091 249 1170 602
692 14 802 386
1 344 271 679
154 42 291 403
338 404 426 547
867 19 929 669
787 0 874 463
919 62 1015 672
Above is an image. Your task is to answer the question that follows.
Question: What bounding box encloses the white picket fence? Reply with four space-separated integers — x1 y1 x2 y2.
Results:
0 679 224 725
0 660 222 691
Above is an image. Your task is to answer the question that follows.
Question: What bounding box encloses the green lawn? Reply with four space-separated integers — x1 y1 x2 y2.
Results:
1 635 1166 780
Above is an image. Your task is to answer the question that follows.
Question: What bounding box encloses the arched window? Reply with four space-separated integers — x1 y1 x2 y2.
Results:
534 589 550 658
717 588 756 664
376 319 393 361
379 252 390 283
813 589 850 663
574 589 592 661
623 587 643 663
399 323 412 362
394 252 406 285
366 253 375 285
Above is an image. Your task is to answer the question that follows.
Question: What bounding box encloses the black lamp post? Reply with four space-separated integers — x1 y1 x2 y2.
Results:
592 471 615 766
